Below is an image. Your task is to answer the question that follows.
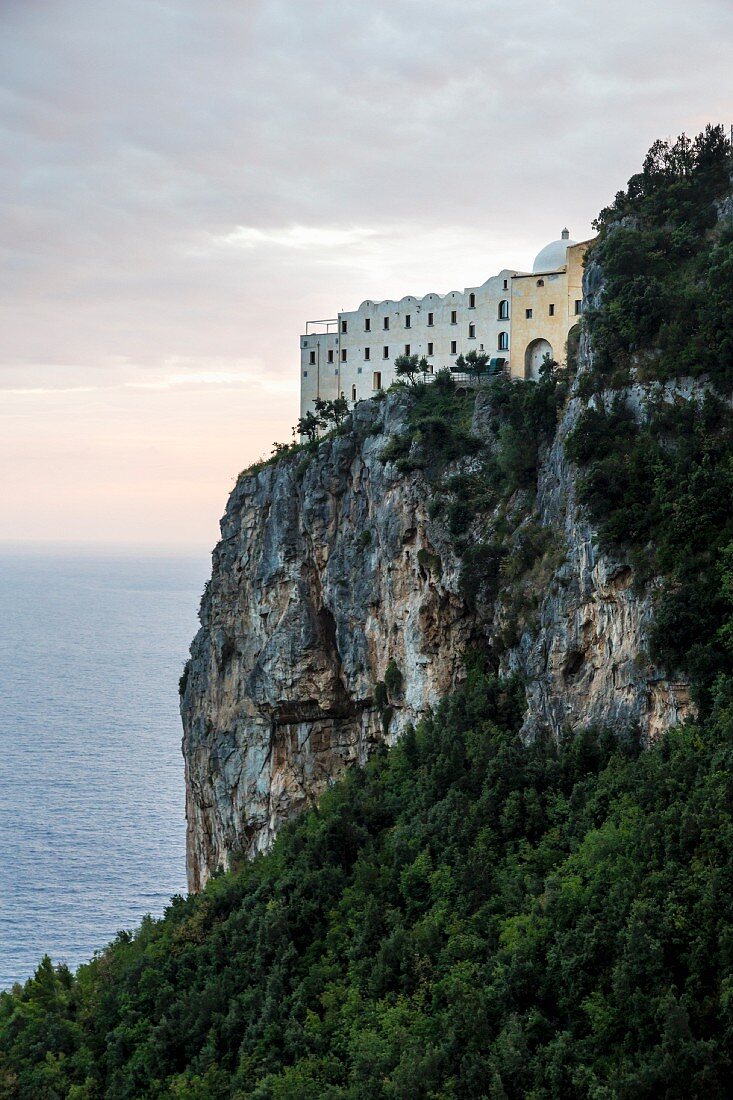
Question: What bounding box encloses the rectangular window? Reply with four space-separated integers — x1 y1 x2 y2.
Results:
427 312 434 326
525 308 533 319
341 319 347 333
427 341 434 356
468 323 476 339
309 350 316 364
357 367 363 374
373 371 382 390
549 303 555 317
364 318 371 332
503 279 508 289
404 344 410 355
302 339 309 348
327 349 334 364
575 299 582 315
364 347 371 361
303 370 308 377
383 317 390 330
383 346 389 359
450 310 457 325
341 349 347 362
450 340 457 354
405 314 411 329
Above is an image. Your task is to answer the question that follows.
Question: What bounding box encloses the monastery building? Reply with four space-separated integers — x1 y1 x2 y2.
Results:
300 229 591 417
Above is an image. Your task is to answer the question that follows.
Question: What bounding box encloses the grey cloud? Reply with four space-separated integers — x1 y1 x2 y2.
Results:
1 0 732 540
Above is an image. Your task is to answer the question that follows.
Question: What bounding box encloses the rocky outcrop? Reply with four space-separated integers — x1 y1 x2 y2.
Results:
509 385 692 744
182 395 694 890
181 248 695 890
181 394 473 891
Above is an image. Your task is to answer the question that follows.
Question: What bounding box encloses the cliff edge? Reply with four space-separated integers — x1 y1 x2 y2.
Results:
181 273 694 889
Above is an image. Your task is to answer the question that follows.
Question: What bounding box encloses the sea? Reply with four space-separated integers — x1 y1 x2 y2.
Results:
0 546 210 990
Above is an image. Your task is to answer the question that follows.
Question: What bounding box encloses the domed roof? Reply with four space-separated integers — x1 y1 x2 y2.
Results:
533 228 576 273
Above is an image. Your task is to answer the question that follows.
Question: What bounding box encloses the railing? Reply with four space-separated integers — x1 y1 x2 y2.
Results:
420 368 509 387
305 318 339 335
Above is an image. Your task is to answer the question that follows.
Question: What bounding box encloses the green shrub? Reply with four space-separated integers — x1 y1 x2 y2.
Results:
178 660 191 696
384 659 403 698
566 392 733 706
417 547 441 575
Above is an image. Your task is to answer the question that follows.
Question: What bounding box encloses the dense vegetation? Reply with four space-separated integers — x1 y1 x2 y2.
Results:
566 391 733 708
583 124 733 390
4 665 733 1099
566 124 733 707
2 127 733 1098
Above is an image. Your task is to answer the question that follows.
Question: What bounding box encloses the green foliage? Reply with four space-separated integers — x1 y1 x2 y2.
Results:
383 660 403 698
373 681 387 712
5 671 733 1097
294 410 320 443
565 392 733 706
314 396 350 429
380 380 481 475
393 353 429 386
454 349 498 381
416 547 441 575
178 660 191 697
585 125 733 391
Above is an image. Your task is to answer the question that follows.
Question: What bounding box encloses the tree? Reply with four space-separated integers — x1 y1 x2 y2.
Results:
313 396 349 430
293 411 320 443
394 354 426 386
455 349 493 382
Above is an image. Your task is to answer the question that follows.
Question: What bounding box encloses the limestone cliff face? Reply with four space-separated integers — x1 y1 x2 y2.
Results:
181 261 694 892
181 395 473 891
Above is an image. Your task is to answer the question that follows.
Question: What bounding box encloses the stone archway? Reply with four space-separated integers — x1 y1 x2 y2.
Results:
525 338 553 381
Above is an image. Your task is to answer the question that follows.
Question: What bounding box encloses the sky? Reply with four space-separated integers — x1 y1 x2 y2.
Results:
1 0 732 551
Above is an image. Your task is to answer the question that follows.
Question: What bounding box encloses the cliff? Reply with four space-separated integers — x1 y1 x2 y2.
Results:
181 274 695 890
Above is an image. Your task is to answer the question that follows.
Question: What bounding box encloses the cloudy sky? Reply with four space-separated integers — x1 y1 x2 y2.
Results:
2 0 731 549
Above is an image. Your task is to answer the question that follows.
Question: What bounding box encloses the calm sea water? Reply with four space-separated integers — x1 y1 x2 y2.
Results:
0 547 209 990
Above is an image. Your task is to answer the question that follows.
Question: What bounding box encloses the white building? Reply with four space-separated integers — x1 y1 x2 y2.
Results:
299 230 591 417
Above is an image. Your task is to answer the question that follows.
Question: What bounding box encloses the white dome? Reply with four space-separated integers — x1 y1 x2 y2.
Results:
533 228 576 273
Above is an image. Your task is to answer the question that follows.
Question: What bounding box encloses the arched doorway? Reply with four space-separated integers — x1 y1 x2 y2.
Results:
525 338 553 381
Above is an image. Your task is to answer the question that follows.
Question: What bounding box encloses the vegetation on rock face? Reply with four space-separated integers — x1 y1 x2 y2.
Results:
381 360 569 644
4 666 733 1098
566 125 733 708
583 124 733 392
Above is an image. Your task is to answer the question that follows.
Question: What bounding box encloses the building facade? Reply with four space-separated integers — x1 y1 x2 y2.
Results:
299 230 591 417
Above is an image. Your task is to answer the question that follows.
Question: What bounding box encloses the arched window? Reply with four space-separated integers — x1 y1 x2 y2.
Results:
536 279 545 287
468 323 476 339
352 385 357 401
498 331 509 351
468 292 476 308
498 300 509 320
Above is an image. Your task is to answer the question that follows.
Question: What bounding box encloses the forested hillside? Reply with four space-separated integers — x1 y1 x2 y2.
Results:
2 126 733 1100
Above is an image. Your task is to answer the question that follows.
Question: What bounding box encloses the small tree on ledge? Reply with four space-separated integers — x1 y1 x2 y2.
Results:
394 353 429 386
454 349 492 382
